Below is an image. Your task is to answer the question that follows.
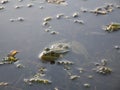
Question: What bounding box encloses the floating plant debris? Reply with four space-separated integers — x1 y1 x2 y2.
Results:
17 17 24 21
63 65 71 70
116 5 120 8
93 59 112 75
80 8 88 12
0 6 5 10
0 82 8 86
50 31 59 35
9 17 24 22
114 45 120 49
57 60 74 65
46 0 66 4
87 75 93 79
16 64 24 68
83 83 90 88
0 0 9 4
9 19 16 22
39 67 47 72
42 22 50 27
70 75 80 80
103 22 120 32
27 3 33 7
45 28 51 32
39 42 70 62
72 12 79 18
95 66 112 74
90 4 114 15
8 50 19 57
14 5 23 9
74 20 84 24
24 78 52 85
39 6 44 9
24 67 51 85
54 87 59 90
44 17 52 22
0 50 19 64
56 13 64 19
77 68 84 73
18 0 23 2
90 8 107 15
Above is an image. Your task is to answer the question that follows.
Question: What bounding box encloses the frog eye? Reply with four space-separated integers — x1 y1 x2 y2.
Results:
44 47 50 51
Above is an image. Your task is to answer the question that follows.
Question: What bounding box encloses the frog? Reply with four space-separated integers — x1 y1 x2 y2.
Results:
38 43 70 64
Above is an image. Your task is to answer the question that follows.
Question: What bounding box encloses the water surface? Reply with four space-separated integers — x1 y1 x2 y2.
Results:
0 0 120 90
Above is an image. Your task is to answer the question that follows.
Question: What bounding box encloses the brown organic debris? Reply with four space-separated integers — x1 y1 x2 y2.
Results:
0 50 19 64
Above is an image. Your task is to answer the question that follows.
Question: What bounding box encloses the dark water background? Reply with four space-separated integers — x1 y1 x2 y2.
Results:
0 0 120 90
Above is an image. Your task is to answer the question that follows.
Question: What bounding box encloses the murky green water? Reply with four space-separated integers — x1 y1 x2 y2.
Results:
0 0 120 90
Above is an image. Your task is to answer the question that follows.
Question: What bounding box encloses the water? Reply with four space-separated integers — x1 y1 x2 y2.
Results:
0 0 120 90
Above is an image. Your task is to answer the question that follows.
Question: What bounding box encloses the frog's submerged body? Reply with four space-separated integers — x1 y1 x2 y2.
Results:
39 41 89 64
